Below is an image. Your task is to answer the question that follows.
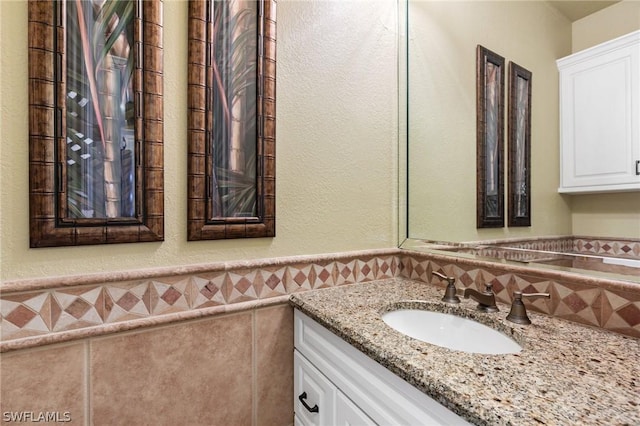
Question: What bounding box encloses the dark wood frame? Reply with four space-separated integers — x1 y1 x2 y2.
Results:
508 62 532 227
28 0 164 247
476 45 505 228
187 0 276 240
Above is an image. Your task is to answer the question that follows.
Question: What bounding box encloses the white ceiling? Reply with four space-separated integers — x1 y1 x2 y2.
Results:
547 0 621 22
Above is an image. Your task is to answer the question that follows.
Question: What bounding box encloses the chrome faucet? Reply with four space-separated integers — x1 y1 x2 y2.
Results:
506 291 550 325
463 283 499 313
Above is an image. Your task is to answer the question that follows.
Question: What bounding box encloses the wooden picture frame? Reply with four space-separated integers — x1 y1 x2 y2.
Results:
508 62 532 227
187 0 276 240
28 0 164 247
476 45 505 228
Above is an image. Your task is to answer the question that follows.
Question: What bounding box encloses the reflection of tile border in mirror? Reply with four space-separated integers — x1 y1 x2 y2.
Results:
508 62 532 227
476 45 505 228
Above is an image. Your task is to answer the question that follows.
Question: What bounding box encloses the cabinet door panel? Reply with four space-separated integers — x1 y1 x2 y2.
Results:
294 351 335 426
558 30 640 193
335 392 376 426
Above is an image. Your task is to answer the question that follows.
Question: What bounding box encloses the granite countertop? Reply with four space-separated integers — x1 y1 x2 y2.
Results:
289 278 640 426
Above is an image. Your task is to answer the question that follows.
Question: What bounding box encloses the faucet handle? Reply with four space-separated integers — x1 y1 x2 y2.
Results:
519 291 550 301
506 291 550 325
483 283 494 294
432 271 460 304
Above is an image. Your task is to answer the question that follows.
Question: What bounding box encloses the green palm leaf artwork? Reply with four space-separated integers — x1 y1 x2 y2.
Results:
65 0 135 219
484 62 499 218
211 0 259 218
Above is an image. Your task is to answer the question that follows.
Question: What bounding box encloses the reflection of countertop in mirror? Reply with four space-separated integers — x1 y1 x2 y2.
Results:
401 238 640 285
290 278 640 425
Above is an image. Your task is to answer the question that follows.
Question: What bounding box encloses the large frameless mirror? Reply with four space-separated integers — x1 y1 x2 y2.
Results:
29 0 164 247
401 0 640 283
187 0 276 240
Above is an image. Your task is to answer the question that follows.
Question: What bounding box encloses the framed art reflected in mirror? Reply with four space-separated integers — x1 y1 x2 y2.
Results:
476 45 505 228
508 62 532 227
28 0 164 247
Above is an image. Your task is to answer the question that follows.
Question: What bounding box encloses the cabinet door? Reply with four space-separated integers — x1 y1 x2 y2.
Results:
558 32 640 193
294 414 306 426
294 351 335 426
335 392 376 426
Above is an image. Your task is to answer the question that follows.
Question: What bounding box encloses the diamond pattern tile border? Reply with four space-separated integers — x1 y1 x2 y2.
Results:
398 253 640 337
0 254 399 342
2 250 639 345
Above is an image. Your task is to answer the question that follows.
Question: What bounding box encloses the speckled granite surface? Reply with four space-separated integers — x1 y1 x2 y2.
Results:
289 278 640 426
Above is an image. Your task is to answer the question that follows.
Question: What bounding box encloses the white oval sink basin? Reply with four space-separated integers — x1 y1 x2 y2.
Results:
382 309 521 354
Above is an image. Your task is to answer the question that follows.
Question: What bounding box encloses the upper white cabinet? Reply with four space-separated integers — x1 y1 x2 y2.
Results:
557 30 640 194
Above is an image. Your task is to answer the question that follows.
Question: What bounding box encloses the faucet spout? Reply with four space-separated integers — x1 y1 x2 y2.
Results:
463 284 499 313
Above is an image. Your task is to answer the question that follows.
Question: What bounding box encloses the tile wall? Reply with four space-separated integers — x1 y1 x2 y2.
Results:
1 305 293 425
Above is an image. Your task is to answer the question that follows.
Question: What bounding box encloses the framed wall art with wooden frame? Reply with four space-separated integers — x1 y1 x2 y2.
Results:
187 0 276 240
28 0 164 247
508 61 532 227
476 45 505 228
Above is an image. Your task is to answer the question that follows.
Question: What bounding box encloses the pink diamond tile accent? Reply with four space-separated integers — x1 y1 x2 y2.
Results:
284 265 313 292
117 292 140 311
104 282 151 323
150 279 191 315
361 263 371 276
563 292 589 313
376 256 397 278
413 261 426 280
457 270 476 287
601 290 640 336
50 288 104 331
379 259 391 276
304 263 334 289
219 271 259 304
160 287 182 306
335 261 356 285
617 304 640 327
293 270 307 286
550 283 600 327
65 298 92 319
317 267 332 284
266 272 283 289
230 272 258 299
257 268 286 298
4 305 38 328
200 281 218 299
191 276 225 309
354 259 377 282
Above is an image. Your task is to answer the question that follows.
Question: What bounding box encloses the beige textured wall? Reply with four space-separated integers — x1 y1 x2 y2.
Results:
407 1 573 241
572 0 640 51
570 0 640 238
0 0 399 281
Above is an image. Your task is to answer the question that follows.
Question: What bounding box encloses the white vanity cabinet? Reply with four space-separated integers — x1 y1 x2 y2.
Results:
293 310 471 426
557 30 640 193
